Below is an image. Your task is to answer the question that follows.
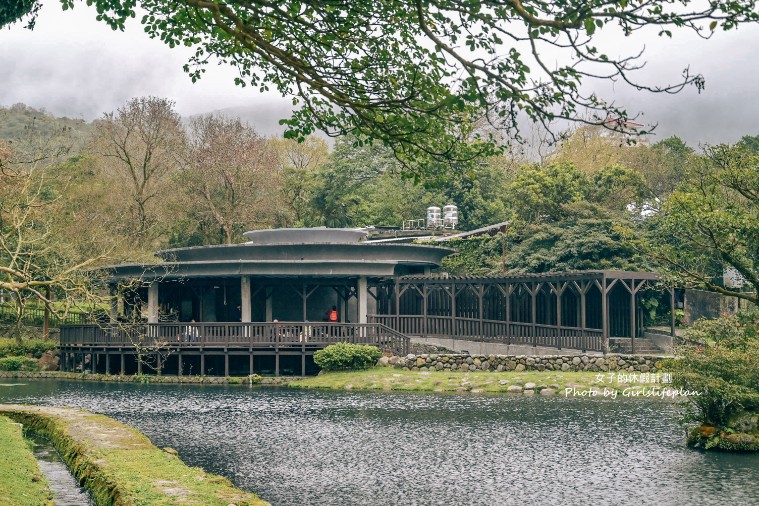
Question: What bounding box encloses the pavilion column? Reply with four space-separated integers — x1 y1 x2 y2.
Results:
338 289 347 323
147 283 159 324
265 288 273 322
357 276 368 325
241 276 252 322
109 284 119 323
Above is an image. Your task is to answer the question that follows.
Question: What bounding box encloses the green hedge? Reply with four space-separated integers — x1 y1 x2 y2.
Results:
0 338 57 359
0 356 39 371
313 343 382 371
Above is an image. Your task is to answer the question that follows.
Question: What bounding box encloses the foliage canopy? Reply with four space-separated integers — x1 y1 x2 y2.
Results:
7 0 759 176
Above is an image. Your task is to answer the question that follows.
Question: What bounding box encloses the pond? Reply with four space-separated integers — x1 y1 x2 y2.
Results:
2 380 758 505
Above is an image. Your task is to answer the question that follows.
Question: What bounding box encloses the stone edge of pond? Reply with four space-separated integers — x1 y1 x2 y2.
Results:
0 415 54 506
0 371 291 386
0 404 270 506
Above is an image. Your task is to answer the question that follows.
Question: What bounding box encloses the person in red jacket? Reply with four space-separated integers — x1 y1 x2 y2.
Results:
323 305 339 322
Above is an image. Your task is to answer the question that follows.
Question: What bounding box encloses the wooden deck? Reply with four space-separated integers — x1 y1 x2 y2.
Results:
59 322 409 377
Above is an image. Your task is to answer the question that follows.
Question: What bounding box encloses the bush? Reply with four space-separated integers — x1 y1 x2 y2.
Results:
0 356 39 371
665 309 759 450
313 343 383 372
0 338 57 359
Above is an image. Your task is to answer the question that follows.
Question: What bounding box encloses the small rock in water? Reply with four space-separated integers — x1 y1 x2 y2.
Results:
507 385 523 394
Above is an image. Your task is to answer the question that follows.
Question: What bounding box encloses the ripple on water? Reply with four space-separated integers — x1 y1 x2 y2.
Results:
2 381 758 506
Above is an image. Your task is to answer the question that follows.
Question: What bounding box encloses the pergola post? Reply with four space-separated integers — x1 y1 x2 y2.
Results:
531 283 538 348
422 282 428 338
147 283 159 324
630 280 637 354
555 283 563 350
478 283 484 338
601 275 609 354
505 283 512 346
394 279 400 330
451 280 457 338
241 276 252 322
670 287 676 338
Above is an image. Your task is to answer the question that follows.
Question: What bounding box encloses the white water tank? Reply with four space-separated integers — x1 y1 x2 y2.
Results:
426 206 441 228
443 204 459 229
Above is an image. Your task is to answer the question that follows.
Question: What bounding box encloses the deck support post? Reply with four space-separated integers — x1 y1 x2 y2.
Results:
200 353 205 377
178 352 183 376
224 352 229 377
105 353 110 375
120 353 125 376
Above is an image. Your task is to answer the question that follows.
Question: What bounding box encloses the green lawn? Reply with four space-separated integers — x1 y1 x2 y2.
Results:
0 415 53 506
1 405 269 506
292 367 663 395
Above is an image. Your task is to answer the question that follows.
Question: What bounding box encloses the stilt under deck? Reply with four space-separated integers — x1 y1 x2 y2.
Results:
59 322 409 377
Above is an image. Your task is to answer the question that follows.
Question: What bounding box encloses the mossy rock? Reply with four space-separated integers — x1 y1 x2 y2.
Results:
688 425 759 452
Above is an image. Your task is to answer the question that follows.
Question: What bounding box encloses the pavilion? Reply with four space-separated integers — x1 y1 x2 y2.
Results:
59 227 674 376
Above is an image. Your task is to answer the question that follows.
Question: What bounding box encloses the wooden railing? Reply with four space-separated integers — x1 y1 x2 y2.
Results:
368 314 604 352
60 322 409 355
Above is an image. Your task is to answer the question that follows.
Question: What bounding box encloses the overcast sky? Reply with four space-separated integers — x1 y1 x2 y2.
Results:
1 2 758 146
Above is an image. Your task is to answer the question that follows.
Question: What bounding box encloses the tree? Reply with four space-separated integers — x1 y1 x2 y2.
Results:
646 143 758 304
0 130 108 342
89 97 185 247
507 162 591 223
737 134 759 153
275 136 329 227
11 0 759 177
181 114 283 244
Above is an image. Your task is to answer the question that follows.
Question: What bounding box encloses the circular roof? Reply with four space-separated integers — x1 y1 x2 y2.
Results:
242 227 368 245
107 228 454 280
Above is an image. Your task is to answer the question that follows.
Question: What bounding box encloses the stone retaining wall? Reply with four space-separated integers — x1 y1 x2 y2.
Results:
378 353 666 373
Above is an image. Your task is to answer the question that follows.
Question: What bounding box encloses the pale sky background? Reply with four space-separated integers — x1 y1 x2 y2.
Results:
1 1 758 145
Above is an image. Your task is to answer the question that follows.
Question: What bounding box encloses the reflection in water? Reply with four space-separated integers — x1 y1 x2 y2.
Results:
27 432 94 506
2 380 758 506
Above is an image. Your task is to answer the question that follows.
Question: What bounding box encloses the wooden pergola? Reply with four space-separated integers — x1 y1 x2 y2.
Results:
368 270 674 353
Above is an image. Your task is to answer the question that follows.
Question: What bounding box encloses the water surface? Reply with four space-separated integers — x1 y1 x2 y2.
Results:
1 380 758 506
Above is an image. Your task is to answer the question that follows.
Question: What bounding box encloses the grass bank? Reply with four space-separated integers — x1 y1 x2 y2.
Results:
292 367 675 397
0 415 53 505
0 404 269 506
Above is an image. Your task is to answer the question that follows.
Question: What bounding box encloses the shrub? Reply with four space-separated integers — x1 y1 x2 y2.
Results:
0 356 40 371
313 343 383 372
665 309 759 450
0 338 57 359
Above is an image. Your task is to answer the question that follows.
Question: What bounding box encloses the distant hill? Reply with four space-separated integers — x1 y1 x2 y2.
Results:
0 101 331 150
0 103 92 148
194 103 332 144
